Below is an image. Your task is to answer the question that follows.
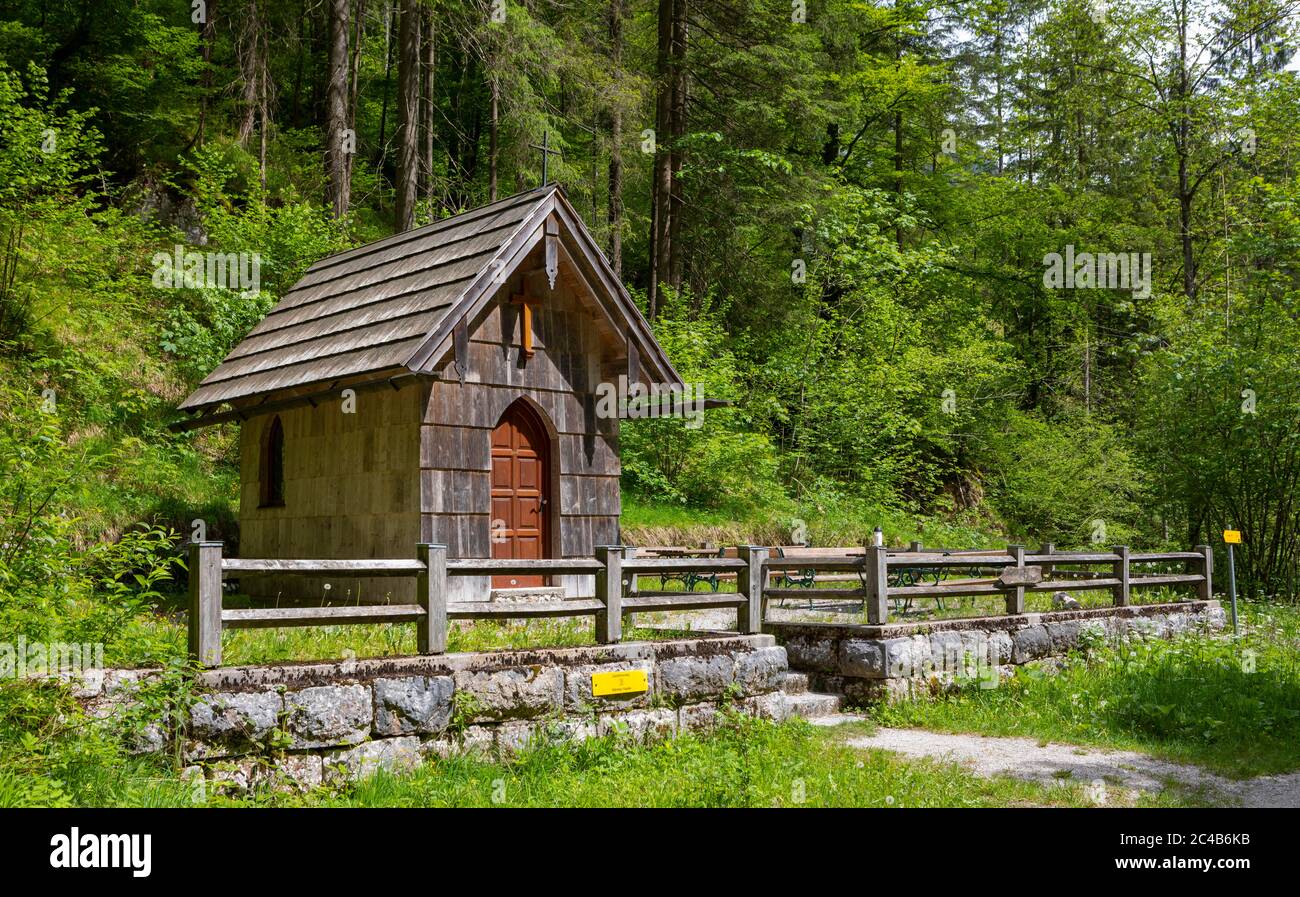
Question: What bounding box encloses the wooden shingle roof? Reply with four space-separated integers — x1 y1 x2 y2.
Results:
180 187 563 411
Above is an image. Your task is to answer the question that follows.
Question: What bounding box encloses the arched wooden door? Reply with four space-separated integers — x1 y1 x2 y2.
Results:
490 400 551 588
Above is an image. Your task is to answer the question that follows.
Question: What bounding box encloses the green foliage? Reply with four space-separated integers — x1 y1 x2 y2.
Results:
0 62 106 344
622 290 782 510
0 382 182 653
979 410 1142 545
1136 175 1300 594
157 142 347 379
0 661 201 809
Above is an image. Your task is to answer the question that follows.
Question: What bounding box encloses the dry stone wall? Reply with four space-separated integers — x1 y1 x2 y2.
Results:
770 600 1225 706
77 635 788 795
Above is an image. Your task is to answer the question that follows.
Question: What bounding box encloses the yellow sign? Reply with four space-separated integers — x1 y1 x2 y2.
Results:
1224 529 1242 544
591 669 649 697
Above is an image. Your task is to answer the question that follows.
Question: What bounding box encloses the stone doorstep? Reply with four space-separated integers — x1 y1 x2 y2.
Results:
768 599 1220 641
489 586 568 603
196 633 778 693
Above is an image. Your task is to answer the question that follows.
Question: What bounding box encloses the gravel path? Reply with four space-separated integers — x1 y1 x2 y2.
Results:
844 726 1300 807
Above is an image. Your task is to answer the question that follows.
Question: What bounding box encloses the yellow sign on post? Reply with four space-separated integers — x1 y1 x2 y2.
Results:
591 669 649 697
1224 530 1242 544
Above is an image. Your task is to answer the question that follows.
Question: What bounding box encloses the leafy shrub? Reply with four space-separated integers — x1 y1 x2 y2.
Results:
0 384 181 655
978 409 1142 545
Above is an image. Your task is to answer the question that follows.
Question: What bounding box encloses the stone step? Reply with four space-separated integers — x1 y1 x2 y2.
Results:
782 691 842 720
807 713 867 727
780 671 809 694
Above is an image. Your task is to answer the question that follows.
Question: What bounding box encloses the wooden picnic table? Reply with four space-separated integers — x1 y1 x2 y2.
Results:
635 546 730 590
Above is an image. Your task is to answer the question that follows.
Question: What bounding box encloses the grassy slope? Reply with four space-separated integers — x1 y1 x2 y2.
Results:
619 494 1006 551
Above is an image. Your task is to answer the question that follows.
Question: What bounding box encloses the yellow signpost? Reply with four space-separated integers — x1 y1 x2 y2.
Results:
591 669 649 697
1223 529 1241 634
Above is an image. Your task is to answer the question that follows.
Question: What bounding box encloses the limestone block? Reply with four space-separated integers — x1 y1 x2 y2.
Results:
324 736 422 785
187 691 282 758
839 639 886 679
284 685 372 750
598 708 677 743
452 667 563 722
733 646 788 694
784 637 838 673
656 654 735 701
678 701 720 733
373 676 454 736
1011 625 1052 664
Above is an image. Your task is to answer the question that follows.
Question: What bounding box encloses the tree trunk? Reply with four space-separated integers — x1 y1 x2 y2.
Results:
192 0 217 149
394 0 421 231
667 0 687 292
258 38 269 189
325 0 351 219
237 1 262 147
421 7 436 208
606 0 624 278
892 0 904 250
290 0 306 126
894 108 903 249
376 2 395 169
489 75 499 201
1176 3 1197 300
347 0 367 194
648 0 675 319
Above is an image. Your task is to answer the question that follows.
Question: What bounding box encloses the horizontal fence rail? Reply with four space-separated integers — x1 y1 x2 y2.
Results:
187 540 1214 667
755 542 1214 624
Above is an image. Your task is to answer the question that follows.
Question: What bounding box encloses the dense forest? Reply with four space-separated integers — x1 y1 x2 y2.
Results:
2 0 1300 649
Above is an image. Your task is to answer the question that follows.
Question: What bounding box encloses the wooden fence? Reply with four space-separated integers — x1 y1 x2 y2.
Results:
187 541 1213 667
187 542 767 667
764 543 1214 624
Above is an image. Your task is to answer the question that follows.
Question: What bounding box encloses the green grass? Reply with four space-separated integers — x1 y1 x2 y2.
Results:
871 602 1300 778
316 716 1182 808
111 609 712 669
2 709 1192 808
619 493 1003 553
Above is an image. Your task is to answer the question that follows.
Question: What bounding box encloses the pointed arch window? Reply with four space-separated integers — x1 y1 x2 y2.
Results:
259 415 285 508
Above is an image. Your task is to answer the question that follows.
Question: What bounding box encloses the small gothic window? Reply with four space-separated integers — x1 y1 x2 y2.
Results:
259 416 285 508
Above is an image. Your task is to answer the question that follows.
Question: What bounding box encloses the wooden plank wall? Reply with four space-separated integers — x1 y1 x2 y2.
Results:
421 243 623 600
238 383 423 601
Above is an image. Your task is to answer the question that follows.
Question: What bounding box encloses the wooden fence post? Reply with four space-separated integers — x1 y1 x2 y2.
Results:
623 545 638 595
864 543 889 624
1040 542 1054 581
1195 544 1214 601
595 545 623 644
188 541 223 668
737 545 768 634
1111 545 1130 606
1005 544 1026 615
416 543 448 654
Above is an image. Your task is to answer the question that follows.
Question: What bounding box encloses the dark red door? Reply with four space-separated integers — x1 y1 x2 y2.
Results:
490 401 549 588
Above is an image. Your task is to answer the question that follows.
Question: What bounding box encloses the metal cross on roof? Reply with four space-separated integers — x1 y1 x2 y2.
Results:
529 131 563 186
